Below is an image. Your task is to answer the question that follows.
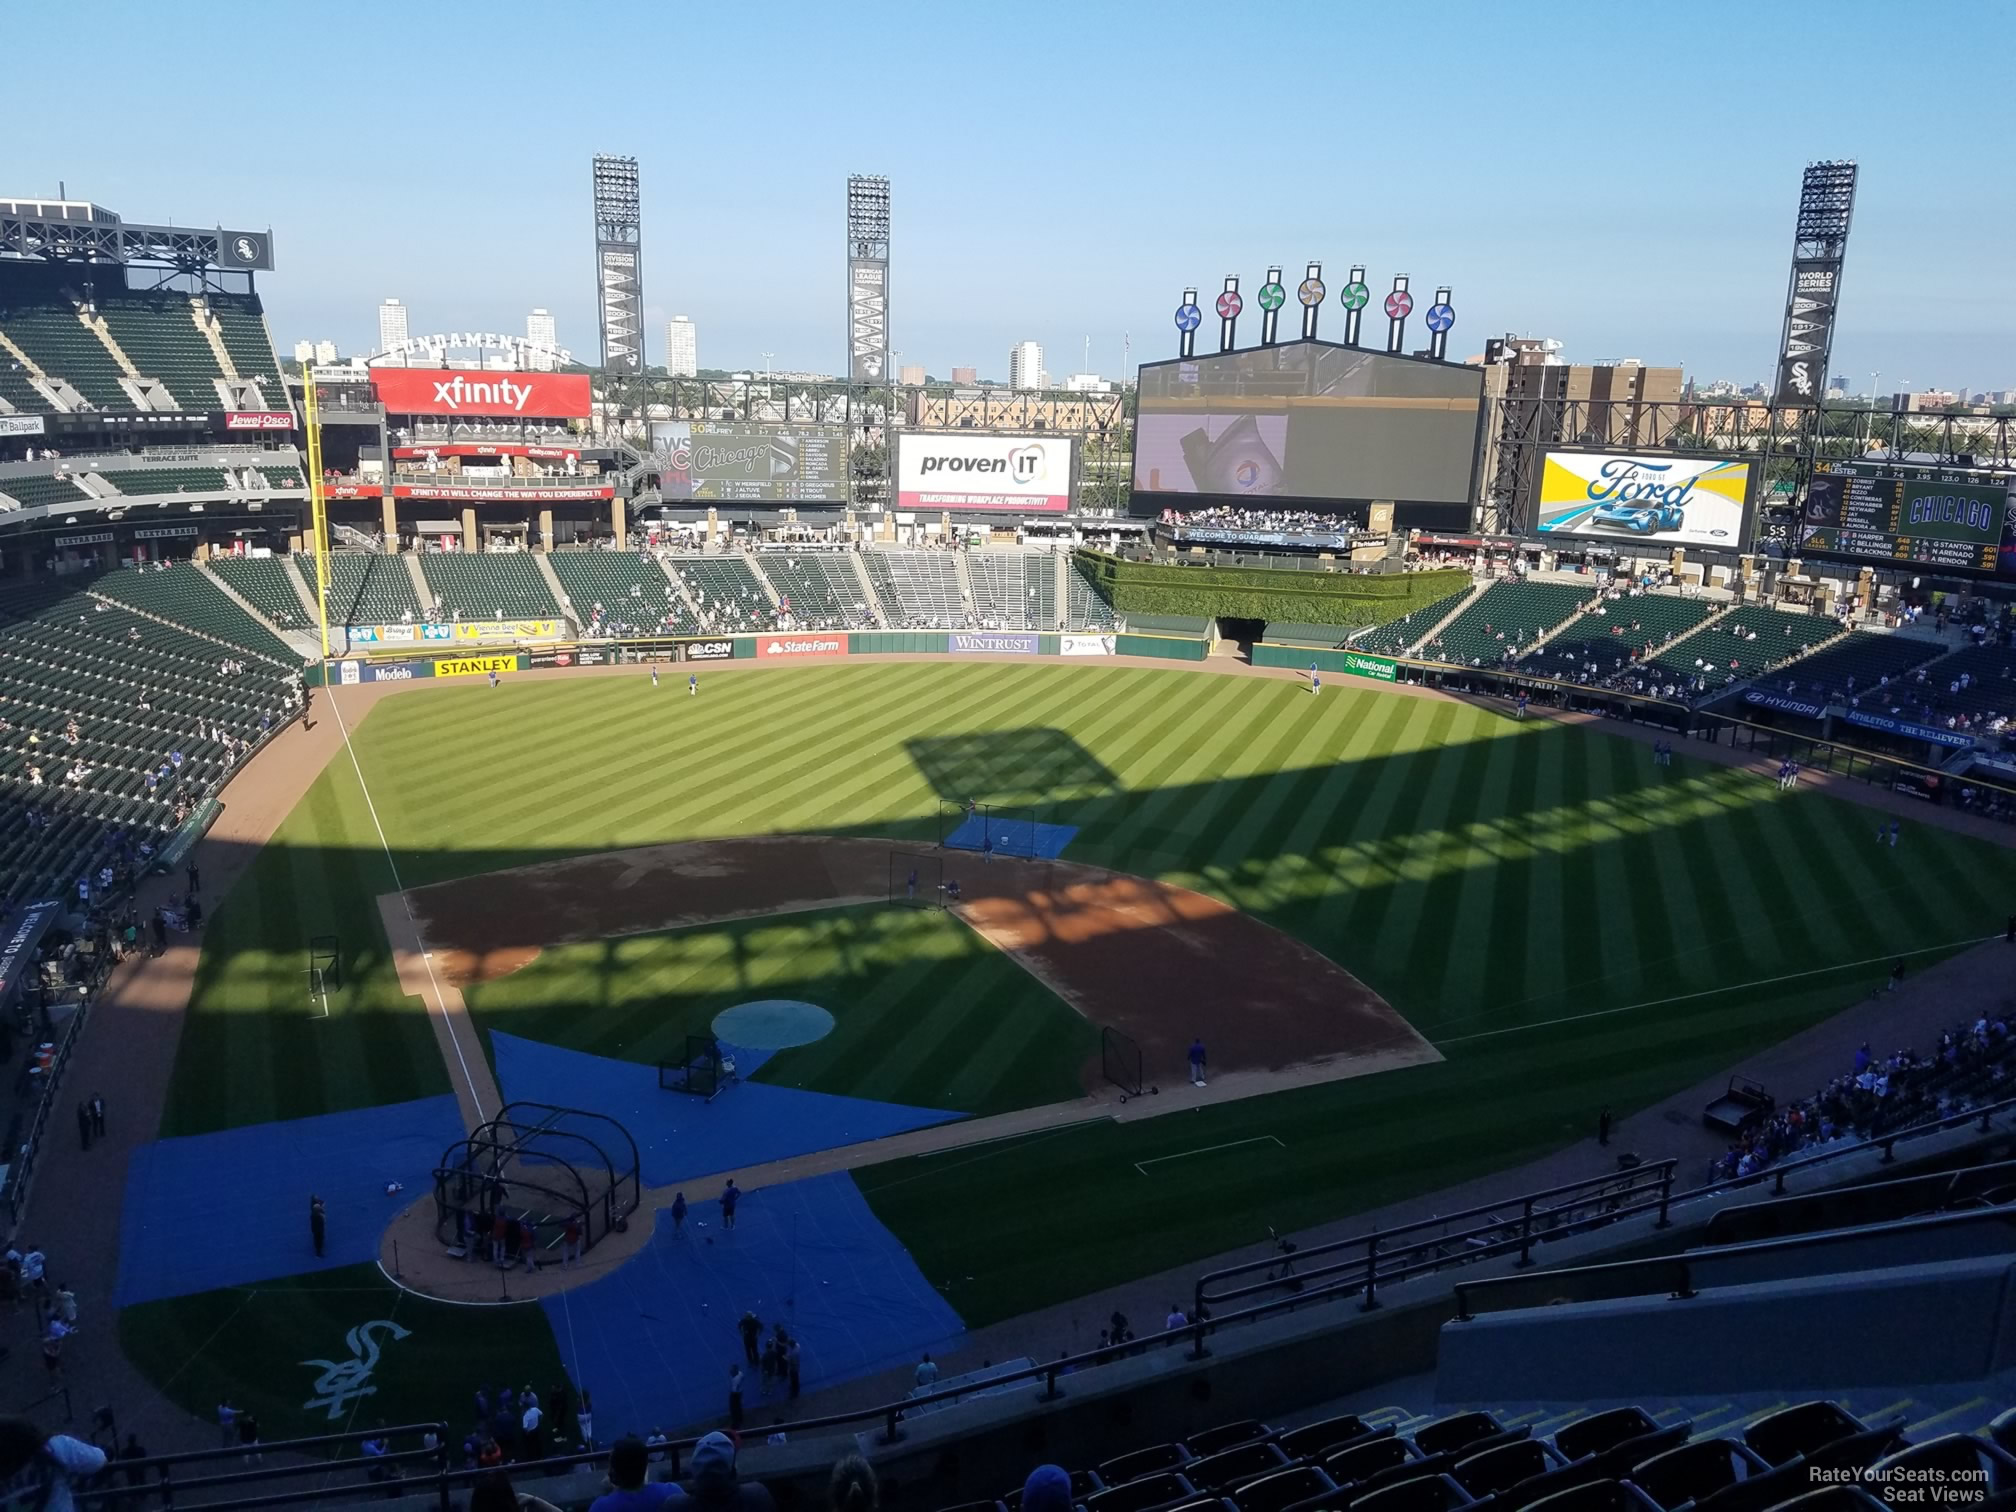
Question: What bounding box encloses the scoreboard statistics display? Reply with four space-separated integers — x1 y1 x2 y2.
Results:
1799 473 2016 580
649 422 848 503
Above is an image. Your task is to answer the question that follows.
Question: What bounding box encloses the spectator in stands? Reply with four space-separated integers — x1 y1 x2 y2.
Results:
589 1438 677 1512
1021 1465 1075 1512
0 1416 107 1512
471 1474 561 1512
913 1351 939 1388
680 1431 776 1512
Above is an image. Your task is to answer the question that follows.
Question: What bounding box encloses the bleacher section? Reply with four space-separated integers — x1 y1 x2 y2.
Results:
668 556 777 633
549 551 693 637
863 550 967 627
324 553 423 627
0 292 130 409
418 553 561 622
1353 583 1475 657
757 552 866 628
206 294 286 397
206 557 310 632
1068 556 1119 629
0 584 296 903
1419 580 1593 668
1642 605 1837 696
0 474 93 512
94 296 224 410
0 358 49 413
253 465 304 489
1748 632 1948 708
970 552 1050 629
88 562 298 663
99 466 232 497
1887 643 2016 737
1525 592 1719 685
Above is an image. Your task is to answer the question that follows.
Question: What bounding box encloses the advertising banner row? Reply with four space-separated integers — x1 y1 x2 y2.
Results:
322 484 614 503
1535 451 1754 550
527 639 734 667
348 620 560 644
334 653 524 684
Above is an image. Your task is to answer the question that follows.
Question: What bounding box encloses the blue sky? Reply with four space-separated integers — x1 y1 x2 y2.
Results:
11 0 2013 391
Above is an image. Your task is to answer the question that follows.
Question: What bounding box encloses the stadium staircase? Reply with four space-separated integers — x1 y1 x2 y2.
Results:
194 560 294 644
0 330 53 409
741 551 785 610
952 550 978 622
75 301 145 389
651 555 707 623
190 297 240 380
532 553 577 633
1369 579 1482 657
400 554 432 610
1054 552 1071 623
848 551 891 626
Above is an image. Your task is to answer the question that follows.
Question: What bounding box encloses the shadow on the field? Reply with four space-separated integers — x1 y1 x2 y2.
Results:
904 727 1121 807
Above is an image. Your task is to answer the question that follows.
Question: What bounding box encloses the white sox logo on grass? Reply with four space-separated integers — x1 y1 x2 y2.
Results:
300 1320 411 1419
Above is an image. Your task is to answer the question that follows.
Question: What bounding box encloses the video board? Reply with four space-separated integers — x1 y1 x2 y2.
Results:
649 422 848 503
894 433 1074 513
1798 472 2016 580
1132 342 1482 508
1535 452 1754 550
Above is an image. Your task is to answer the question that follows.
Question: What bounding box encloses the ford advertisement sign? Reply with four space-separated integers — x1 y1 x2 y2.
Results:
1536 451 1754 550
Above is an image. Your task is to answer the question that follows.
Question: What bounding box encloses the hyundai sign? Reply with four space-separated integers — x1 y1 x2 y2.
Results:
895 433 1075 514
1534 451 1754 549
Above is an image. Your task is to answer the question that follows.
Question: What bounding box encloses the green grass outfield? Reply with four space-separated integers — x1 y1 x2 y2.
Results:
164 662 2015 1323
461 904 1100 1117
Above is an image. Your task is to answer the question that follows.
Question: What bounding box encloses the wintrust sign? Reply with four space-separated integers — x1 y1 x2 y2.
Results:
370 368 591 419
756 634 848 661
895 433 1074 513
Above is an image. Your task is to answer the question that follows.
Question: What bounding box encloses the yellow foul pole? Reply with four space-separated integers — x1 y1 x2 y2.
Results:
302 365 331 662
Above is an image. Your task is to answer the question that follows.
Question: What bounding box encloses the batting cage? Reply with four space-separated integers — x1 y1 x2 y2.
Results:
432 1101 642 1259
889 849 945 909
660 1034 732 1101
1103 1025 1153 1100
306 934 342 1018
939 799 1041 859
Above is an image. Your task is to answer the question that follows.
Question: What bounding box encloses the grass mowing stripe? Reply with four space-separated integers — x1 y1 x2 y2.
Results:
1446 722 1544 1008
1094 678 1282 866
1386 719 1503 997
1425 718 1528 1003
1185 682 1341 891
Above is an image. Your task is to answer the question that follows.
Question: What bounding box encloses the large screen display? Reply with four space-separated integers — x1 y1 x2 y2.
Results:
1798 473 2016 579
1132 344 1482 506
895 433 1074 513
649 422 848 503
1535 451 1753 549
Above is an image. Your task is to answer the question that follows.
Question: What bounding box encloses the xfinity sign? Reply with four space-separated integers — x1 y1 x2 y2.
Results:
370 368 592 419
896 433 1074 514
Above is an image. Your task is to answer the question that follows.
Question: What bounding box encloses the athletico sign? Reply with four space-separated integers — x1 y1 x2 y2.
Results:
756 634 848 661
950 631 1039 655
370 368 592 419
895 433 1074 514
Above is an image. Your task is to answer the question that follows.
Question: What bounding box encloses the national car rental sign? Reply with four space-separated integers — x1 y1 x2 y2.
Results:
370 368 592 419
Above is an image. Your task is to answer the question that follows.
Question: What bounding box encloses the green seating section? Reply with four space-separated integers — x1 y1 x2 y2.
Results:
0 474 94 512
417 553 560 621
254 467 305 490
969 553 1051 630
666 557 777 634
324 554 422 627
1352 584 1474 657
549 552 692 637
1066 557 1118 629
89 562 299 663
101 467 233 497
1751 631 1947 708
0 358 50 413
1418 580 1593 667
0 297 130 409
862 551 964 627
1643 604 1837 693
0 582 297 905
207 558 311 631
205 294 287 397
1526 592 1718 683
94 297 224 410
1888 644 2016 733
756 553 864 628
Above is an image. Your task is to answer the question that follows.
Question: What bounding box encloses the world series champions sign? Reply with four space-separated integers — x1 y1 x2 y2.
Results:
1772 160 1857 408
847 175 890 383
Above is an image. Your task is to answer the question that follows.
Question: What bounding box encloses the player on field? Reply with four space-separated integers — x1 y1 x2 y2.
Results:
1188 1038 1207 1087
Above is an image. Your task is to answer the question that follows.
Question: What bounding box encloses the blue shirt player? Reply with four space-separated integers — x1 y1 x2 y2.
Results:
1311 674 1321 696
689 673 698 696
1188 1038 1207 1088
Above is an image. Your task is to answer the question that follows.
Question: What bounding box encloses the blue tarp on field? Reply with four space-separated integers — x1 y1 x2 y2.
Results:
114 1094 466 1306
942 815 1078 860
489 1032 963 1189
543 1171 965 1436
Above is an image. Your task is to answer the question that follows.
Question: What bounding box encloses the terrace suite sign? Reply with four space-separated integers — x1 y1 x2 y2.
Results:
370 368 591 419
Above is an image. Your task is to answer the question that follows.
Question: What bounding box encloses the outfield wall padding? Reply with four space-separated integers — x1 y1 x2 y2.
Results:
852 632 951 654
1115 632 1209 662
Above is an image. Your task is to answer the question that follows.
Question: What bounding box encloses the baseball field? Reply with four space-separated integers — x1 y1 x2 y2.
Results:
132 658 2015 1435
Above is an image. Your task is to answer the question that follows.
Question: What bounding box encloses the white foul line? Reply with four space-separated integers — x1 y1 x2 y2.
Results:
1429 933 2003 1048
1135 1135 1284 1174
327 685 489 1123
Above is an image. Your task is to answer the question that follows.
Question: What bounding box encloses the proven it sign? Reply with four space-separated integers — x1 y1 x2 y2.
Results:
756 634 849 661
371 368 591 419
895 433 1073 514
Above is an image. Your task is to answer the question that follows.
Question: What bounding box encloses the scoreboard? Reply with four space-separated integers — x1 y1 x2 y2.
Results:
1798 473 2015 579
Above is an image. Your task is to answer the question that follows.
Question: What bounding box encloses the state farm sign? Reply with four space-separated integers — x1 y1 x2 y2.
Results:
371 368 591 419
755 634 848 661
895 433 1074 514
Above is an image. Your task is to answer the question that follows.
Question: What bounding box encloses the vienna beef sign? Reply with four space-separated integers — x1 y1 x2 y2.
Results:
370 368 591 419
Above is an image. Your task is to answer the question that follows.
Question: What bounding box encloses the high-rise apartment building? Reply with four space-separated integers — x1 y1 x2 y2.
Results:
376 298 408 355
665 316 698 377
898 364 926 387
1008 341 1043 392
950 366 977 385
526 309 557 369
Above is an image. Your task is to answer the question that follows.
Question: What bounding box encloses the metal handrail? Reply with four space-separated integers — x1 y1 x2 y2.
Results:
1452 1200 2016 1322
82 1422 451 1512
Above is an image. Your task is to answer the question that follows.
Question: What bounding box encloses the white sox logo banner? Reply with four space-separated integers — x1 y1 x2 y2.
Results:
1774 258 1842 408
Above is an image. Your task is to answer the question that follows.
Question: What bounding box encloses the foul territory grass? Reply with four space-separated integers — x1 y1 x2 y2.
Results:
168 663 2016 1319
118 1263 567 1446
461 904 1100 1117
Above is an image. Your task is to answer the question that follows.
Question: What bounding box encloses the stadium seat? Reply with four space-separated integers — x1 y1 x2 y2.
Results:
757 552 867 628
1626 1440 1773 1512
1354 584 1475 657
207 557 310 631
1738 1489 1886 1512
1100 1446 1195 1486
1528 593 1719 687
1991 1408 2016 1459
0 475 94 511
1187 1422 1275 1457
1068 557 1119 629
1084 1472 1195 1512
968 552 1055 629
1556 1410 1661 1463
324 553 423 627
1416 1414 1510 1459
1800 1425 1908 1477
668 557 778 634
549 551 691 637
1452 1440 1567 1498
1184 1442 1288 1490
1350 1472 1475 1512
1869 1436 2016 1496
1228 1466 1335 1512
1419 582 1592 669
1277 1416 1373 1460
863 550 968 627
0 288 132 408
99 466 233 497
89 562 297 663
1520 1482 1664 1512
1741 1402 1866 1468
1641 605 1836 696
417 553 560 621
94 295 227 409
204 292 287 396
1748 632 1946 710
1004 1470 1105 1509
1325 1435 1420 1489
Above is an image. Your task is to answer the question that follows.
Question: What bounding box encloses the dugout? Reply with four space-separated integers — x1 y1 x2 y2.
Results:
432 1101 640 1262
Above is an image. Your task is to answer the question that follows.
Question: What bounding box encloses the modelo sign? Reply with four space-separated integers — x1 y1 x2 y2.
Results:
1535 451 1753 550
370 368 592 419
896 433 1074 514
756 634 848 661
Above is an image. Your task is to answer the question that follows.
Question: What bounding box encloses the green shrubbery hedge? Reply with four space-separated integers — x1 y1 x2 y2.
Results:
1077 551 1467 628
